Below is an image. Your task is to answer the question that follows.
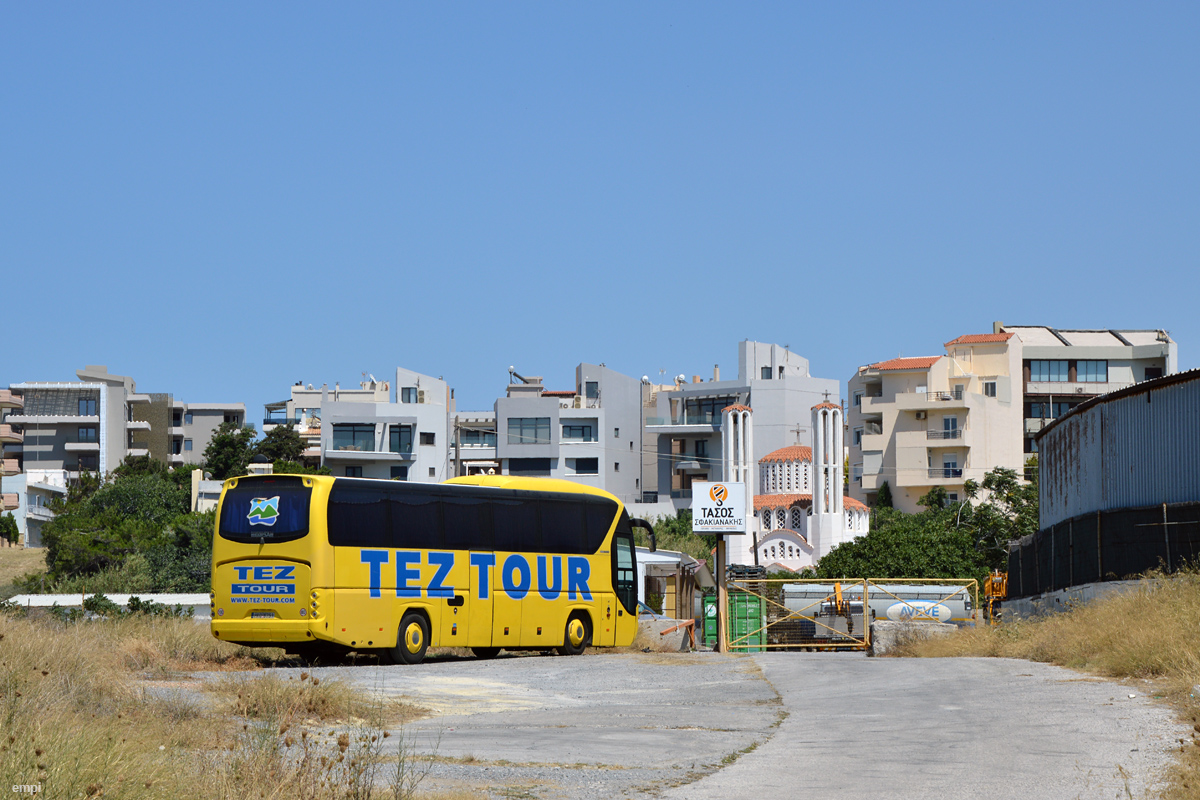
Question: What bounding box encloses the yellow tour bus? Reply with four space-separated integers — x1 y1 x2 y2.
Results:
210 473 653 664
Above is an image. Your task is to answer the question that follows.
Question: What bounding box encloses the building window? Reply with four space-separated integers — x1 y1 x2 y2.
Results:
171 440 182 455
172 411 182 426
761 366 771 380
696 439 708 459
1144 367 1163 381
613 427 619 439
853 464 862 484
1078 360 1108 382
1030 360 1069 382
853 428 863 446
400 387 417 403
585 381 599 403
508 417 550 445
853 392 863 407
185 412 193 425
684 396 736 425
983 381 997 397
761 511 772 531
429 467 436 477
78 455 98 471
345 466 362 477
508 458 552 476
78 427 97 443
776 509 786 529
79 398 97 416
224 413 240 425
948 492 959 503
1028 401 1075 419
461 429 496 447
332 424 375 451
390 425 413 453
184 439 193 451
420 432 436 446
574 458 599 475
391 466 408 480
562 424 596 441
614 462 620 472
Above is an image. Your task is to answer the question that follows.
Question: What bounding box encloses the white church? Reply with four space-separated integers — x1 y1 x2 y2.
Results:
722 401 870 572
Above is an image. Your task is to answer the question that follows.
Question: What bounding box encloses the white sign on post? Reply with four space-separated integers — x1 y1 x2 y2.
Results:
691 482 746 534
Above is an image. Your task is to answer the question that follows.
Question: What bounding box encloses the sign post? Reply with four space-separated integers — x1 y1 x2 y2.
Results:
692 482 745 652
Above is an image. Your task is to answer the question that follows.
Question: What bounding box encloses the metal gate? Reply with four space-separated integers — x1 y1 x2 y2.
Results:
723 578 979 652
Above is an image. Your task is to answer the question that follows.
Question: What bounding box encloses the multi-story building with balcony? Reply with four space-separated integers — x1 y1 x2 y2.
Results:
494 363 643 504
264 377 391 465
318 369 451 482
167 403 246 465
995 324 1177 455
1 365 244 546
847 335 1024 514
847 324 1178 515
642 341 840 510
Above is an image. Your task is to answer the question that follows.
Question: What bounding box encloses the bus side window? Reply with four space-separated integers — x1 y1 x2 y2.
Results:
390 493 444 550
540 499 585 554
443 497 491 551
494 499 537 552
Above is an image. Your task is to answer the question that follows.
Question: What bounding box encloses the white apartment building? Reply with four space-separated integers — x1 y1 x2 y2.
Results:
642 341 840 511
847 334 1024 514
996 324 1176 455
847 324 1177 515
0 365 243 545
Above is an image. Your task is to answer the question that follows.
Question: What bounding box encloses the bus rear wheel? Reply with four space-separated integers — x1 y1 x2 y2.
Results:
388 612 429 665
557 614 591 656
471 647 500 660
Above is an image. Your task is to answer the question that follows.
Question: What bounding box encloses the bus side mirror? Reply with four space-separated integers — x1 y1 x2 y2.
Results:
630 518 655 552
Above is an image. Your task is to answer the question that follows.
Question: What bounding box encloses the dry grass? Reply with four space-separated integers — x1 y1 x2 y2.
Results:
897 570 1200 799
0 611 438 798
0 547 45 599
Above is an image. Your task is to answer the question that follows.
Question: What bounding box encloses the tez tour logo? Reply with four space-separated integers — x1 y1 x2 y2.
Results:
709 484 728 506
248 496 281 526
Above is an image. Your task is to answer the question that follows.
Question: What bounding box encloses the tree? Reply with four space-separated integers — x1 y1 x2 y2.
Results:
202 421 257 480
0 512 18 545
918 486 949 510
271 460 331 476
875 481 893 508
255 425 307 463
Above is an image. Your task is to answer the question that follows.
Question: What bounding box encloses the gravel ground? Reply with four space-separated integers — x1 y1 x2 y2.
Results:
187 649 1185 799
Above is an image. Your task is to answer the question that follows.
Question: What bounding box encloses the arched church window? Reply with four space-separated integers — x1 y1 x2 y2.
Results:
776 509 786 529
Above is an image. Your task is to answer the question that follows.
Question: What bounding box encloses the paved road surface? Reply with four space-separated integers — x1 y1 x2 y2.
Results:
253 651 1182 799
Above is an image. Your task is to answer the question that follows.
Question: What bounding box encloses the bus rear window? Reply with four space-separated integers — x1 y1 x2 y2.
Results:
219 477 312 544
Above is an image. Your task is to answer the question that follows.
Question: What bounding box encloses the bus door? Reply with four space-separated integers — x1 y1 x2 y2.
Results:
491 550 523 648
466 551 493 648
612 525 639 646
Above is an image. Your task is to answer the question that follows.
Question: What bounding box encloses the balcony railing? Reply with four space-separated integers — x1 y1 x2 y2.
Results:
646 414 723 427
927 429 963 439
926 388 964 401
863 422 882 435
929 468 963 479
264 417 301 427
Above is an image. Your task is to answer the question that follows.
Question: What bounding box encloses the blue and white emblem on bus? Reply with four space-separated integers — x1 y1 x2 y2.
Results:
248 496 281 526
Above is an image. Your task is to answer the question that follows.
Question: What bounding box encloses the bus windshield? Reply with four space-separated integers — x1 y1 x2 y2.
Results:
218 476 312 544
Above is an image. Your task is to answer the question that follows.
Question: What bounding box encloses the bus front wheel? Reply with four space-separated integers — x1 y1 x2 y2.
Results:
389 612 430 665
557 614 591 656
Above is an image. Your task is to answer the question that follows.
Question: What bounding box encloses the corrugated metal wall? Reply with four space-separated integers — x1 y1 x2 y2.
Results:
1039 372 1200 530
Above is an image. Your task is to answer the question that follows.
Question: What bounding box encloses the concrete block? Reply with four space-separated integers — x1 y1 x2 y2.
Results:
637 617 692 652
869 620 955 657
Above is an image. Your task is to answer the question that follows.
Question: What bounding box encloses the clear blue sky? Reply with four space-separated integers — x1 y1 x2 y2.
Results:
3 4 1196 427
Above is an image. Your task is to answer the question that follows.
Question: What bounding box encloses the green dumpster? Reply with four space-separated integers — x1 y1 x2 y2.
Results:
702 591 719 648
726 592 765 652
